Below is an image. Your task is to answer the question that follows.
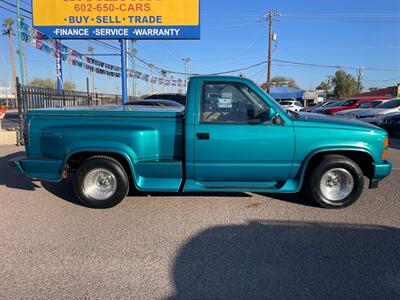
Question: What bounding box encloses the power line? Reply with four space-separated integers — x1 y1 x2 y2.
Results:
0 0 31 14
273 59 400 72
0 5 31 19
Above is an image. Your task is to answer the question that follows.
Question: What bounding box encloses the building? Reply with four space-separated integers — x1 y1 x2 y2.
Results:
0 87 14 100
356 84 400 98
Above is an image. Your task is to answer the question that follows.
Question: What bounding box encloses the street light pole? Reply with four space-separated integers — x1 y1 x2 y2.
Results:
120 40 128 104
149 64 154 94
131 40 137 99
182 57 190 92
88 46 95 93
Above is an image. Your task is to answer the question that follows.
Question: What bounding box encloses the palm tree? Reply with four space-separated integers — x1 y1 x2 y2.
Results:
2 18 17 104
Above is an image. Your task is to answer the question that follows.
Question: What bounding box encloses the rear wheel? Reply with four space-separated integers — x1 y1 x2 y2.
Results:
73 156 129 208
307 155 364 208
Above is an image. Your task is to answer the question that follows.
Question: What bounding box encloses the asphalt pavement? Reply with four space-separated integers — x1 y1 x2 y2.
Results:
0 142 399 299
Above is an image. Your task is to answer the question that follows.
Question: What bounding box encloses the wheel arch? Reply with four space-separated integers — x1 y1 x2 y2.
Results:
64 149 138 190
298 148 375 189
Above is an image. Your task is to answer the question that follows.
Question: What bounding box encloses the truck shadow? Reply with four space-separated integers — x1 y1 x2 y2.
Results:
41 179 253 207
0 151 41 191
168 221 400 299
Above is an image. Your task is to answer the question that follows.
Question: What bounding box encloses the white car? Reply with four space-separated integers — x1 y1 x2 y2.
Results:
280 100 304 112
352 99 400 123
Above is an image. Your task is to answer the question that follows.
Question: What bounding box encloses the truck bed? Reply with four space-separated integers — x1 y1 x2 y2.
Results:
24 106 185 190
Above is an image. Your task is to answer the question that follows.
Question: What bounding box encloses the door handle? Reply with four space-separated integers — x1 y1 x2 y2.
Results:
196 133 210 140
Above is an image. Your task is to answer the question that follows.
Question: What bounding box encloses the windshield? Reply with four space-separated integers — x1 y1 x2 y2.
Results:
340 99 356 107
376 99 400 109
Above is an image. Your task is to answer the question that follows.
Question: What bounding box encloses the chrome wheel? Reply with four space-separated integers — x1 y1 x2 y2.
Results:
82 168 117 200
319 168 354 201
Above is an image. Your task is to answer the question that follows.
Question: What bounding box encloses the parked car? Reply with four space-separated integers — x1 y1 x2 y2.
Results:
279 100 305 112
143 93 186 106
321 97 391 115
374 112 400 136
334 100 389 118
351 99 400 123
124 99 184 108
310 101 341 113
0 99 8 112
10 76 391 209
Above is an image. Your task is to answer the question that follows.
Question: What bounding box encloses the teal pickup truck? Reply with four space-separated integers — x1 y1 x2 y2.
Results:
10 76 392 208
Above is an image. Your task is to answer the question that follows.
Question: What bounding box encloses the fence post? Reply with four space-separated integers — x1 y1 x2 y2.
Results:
115 95 118 105
16 77 24 146
62 90 66 107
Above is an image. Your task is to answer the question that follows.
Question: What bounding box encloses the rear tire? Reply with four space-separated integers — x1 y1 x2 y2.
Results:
307 155 364 208
73 156 129 208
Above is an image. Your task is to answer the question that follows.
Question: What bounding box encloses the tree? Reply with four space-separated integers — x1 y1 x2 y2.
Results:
316 81 332 91
29 78 76 90
270 76 298 88
2 18 17 100
332 70 358 99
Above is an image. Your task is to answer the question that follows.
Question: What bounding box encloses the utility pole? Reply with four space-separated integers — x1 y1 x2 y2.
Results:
260 9 280 92
356 67 363 93
182 57 190 93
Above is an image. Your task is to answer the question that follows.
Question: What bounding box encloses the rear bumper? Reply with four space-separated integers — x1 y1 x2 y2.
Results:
369 160 392 188
9 157 25 174
9 156 63 181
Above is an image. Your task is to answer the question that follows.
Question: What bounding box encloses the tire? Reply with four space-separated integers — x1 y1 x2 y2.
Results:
73 156 129 208
307 155 364 209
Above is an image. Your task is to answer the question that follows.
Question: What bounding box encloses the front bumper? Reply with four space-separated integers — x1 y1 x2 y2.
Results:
369 160 392 188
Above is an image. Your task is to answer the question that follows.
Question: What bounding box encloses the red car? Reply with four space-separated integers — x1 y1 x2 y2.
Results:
322 97 391 115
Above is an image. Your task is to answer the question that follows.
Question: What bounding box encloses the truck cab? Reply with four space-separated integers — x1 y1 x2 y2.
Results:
11 76 392 209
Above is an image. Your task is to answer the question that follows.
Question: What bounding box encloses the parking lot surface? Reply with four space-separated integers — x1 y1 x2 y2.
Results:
1 141 400 299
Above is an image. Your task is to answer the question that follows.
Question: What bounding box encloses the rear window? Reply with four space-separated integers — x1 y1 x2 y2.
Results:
280 101 293 105
376 99 400 109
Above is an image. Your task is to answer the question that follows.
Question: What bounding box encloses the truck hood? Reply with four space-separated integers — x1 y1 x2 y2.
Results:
292 112 382 131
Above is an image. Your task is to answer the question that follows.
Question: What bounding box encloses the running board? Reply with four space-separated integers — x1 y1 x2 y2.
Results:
197 181 285 190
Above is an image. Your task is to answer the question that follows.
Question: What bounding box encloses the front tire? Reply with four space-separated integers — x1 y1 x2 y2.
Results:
73 156 129 208
307 155 364 208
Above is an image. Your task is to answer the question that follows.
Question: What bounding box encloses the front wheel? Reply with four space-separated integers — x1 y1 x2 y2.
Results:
73 156 129 208
307 155 364 208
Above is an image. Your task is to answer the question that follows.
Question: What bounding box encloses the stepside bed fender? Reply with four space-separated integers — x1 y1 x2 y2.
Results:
62 141 139 188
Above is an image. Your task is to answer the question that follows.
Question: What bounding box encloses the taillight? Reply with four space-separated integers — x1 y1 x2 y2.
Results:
23 122 29 146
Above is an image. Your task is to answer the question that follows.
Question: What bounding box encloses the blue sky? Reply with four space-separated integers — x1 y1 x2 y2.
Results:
1 0 400 95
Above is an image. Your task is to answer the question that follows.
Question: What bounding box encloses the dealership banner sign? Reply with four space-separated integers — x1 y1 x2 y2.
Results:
32 0 200 39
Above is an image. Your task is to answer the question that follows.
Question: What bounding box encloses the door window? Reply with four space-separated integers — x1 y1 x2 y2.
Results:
201 82 271 124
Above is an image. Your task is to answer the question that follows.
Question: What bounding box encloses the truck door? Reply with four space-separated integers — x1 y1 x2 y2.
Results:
193 80 295 187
